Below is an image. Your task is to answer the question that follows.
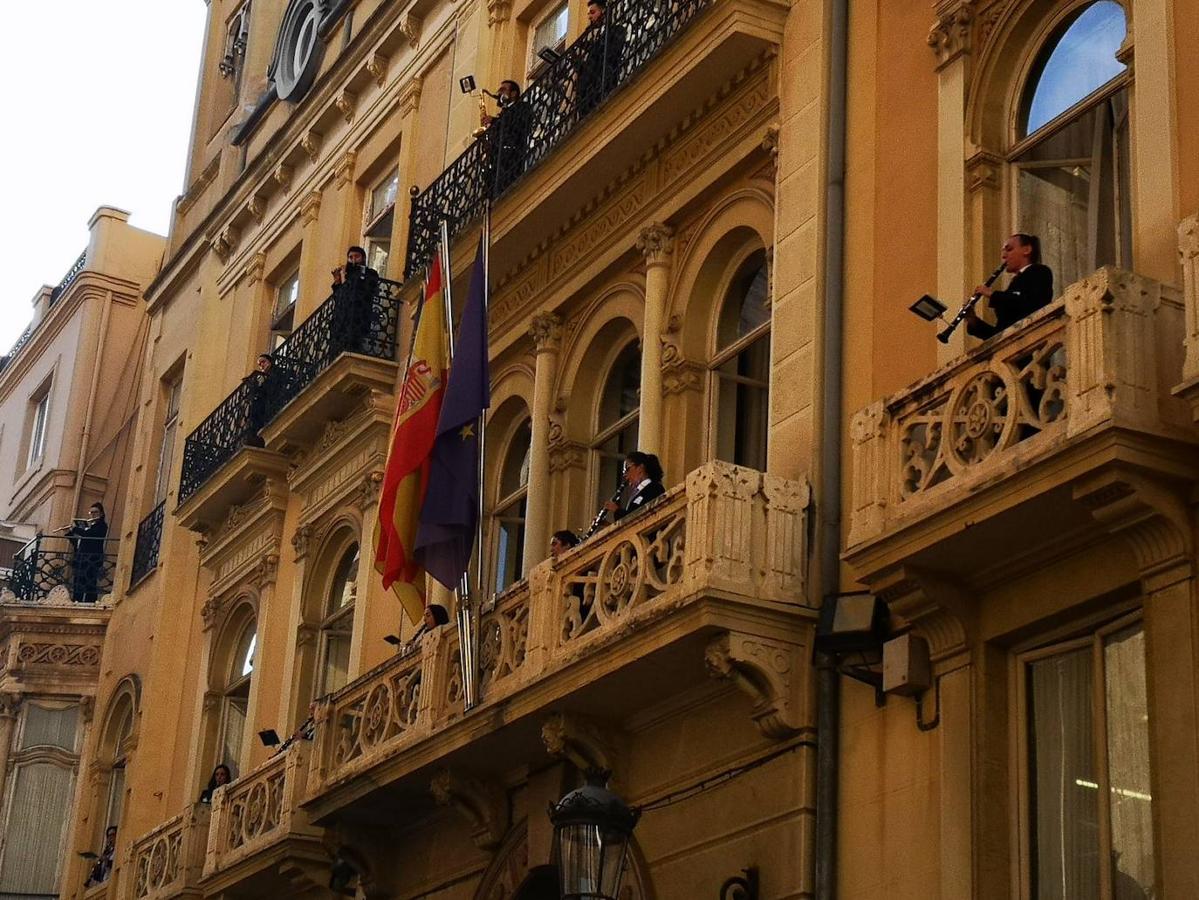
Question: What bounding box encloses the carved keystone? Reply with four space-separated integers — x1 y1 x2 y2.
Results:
430 769 508 850
705 632 805 739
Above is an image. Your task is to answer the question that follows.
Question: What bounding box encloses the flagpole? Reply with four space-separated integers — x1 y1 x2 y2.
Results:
439 219 481 712
476 204 490 614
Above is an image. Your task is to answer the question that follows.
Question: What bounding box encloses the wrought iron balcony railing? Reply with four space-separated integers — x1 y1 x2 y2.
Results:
0 250 87 375
404 0 711 278
6 534 118 603
177 277 401 503
129 501 166 588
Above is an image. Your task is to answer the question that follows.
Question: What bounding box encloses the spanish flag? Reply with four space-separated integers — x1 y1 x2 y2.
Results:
373 255 448 624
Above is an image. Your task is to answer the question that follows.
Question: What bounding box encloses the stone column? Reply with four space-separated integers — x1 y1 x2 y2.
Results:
928 3 973 363
636 223 674 456
523 313 562 573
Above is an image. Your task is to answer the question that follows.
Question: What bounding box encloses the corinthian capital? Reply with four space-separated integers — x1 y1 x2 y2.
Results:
637 223 674 267
928 2 973 69
529 312 562 352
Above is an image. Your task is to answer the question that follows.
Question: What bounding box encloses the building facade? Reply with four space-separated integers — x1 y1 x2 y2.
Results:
0 207 164 898
40 0 1199 898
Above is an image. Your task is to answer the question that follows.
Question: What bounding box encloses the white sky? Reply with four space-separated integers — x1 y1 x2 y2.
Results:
0 1 207 350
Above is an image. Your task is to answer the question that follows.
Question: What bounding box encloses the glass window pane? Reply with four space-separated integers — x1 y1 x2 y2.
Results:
493 495 527 593
717 258 770 349
321 632 351 695
599 344 641 429
596 421 638 509
327 546 359 617
1028 647 1099 898
0 762 76 894
20 702 79 751
275 272 300 318
221 697 247 772
533 3 568 56
105 764 125 830
370 171 399 219
1024 1 1127 136
501 421 532 497
232 628 256 680
1104 624 1154 899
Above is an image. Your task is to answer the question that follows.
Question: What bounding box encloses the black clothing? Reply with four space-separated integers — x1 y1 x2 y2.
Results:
67 517 108 603
241 368 273 447
613 480 665 521
331 265 381 356
965 264 1054 339
488 101 533 195
575 19 626 116
84 846 114 887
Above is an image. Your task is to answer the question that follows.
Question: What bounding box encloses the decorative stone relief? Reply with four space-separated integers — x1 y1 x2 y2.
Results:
273 163 294 192
15 642 102 669
354 471 385 511
244 251 267 285
486 0 512 24
636 222 674 267
704 632 805 739
211 225 240 263
292 523 313 560
660 342 703 395
301 190 322 227
966 150 1002 193
398 75 423 116
928 2 974 69
529 312 562 352
541 713 618 775
251 553 280 590
335 151 357 189
1074 470 1193 580
246 195 266 224
398 13 422 49
1179 213 1199 387
300 130 323 162
429 769 508 850
364 52 389 88
334 89 357 124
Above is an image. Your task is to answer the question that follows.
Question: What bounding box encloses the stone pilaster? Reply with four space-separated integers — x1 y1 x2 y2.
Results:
523 313 562 573
636 224 674 455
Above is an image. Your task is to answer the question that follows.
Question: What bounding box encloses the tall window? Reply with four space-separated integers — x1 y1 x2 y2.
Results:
1021 615 1153 898
219 619 256 773
530 2 569 74
493 420 531 593
0 702 82 896
154 375 183 505
272 270 300 345
364 169 399 277
26 391 49 469
318 546 357 696
710 252 770 470
1013 1 1130 290
591 343 640 509
103 705 134 833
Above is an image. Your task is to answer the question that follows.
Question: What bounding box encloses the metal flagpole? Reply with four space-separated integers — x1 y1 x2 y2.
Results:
439 219 480 712
465 205 491 709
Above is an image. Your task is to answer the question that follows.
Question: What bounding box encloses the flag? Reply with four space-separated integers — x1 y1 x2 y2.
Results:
414 239 490 590
373 255 448 624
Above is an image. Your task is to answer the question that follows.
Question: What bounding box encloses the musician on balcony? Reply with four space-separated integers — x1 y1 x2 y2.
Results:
331 246 380 354
576 0 626 117
67 503 108 603
83 826 117 887
604 451 665 522
965 233 1054 340
240 353 275 449
481 80 532 196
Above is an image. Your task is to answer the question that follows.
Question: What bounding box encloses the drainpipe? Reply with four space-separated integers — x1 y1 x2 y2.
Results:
814 0 849 895
71 290 113 515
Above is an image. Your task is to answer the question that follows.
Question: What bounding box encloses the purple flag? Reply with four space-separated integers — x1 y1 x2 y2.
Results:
414 239 490 590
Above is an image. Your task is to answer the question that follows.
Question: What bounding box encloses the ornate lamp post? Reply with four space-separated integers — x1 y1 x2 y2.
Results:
549 770 640 900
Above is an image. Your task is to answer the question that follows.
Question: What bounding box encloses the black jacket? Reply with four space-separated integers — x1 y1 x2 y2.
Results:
614 480 665 521
966 264 1054 339
68 518 109 561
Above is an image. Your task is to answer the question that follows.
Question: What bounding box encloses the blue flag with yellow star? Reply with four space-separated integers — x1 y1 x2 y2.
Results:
414 238 490 590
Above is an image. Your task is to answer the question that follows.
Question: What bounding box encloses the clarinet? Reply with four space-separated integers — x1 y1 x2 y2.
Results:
584 481 624 539
936 262 1007 344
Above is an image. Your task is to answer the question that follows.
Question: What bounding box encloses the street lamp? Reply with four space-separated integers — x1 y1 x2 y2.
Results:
550 770 640 900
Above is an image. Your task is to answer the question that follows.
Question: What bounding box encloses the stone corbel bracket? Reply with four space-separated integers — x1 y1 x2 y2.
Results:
541 712 620 778
705 632 807 739
430 769 508 850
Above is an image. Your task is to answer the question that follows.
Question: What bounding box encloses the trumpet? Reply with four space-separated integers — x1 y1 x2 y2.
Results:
936 261 1007 344
584 483 624 539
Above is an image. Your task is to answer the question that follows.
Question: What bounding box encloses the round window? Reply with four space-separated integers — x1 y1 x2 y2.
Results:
272 0 326 102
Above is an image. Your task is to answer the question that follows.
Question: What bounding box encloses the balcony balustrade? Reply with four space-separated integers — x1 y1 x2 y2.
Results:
306 460 810 816
202 742 322 890
127 804 209 900
0 249 86 375
129 501 166 588
177 278 401 507
404 0 712 278
846 267 1194 580
4 534 117 604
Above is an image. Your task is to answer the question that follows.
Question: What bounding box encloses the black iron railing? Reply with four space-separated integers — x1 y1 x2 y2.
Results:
130 500 166 587
8 534 118 603
405 0 710 278
177 277 402 503
50 250 88 302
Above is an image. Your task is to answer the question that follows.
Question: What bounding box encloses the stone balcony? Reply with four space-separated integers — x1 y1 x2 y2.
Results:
126 804 209 900
304 460 812 822
200 743 324 895
845 267 1197 588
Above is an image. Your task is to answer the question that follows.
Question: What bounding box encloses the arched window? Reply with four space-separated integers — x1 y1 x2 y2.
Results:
318 545 357 696
1013 1 1130 290
219 618 256 773
710 251 770 470
103 704 134 833
591 343 641 509
493 420 531 593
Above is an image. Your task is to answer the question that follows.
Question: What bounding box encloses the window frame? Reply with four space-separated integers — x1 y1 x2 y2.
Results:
1013 609 1150 900
153 373 184 506
589 340 641 510
316 545 359 697
490 418 532 594
271 269 301 344
26 389 50 470
362 167 400 277
528 1 570 78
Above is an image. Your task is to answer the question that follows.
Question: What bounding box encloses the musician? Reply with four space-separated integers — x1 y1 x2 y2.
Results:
965 233 1054 339
604 451 665 522
481 80 531 195
242 353 274 448
550 529 580 559
331 246 381 353
67 503 108 603
84 826 117 887
576 0 625 116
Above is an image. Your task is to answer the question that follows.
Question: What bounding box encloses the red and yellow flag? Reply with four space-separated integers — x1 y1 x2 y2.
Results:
373 255 448 624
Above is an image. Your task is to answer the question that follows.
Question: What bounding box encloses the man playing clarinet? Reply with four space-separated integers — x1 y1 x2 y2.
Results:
965 233 1054 339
